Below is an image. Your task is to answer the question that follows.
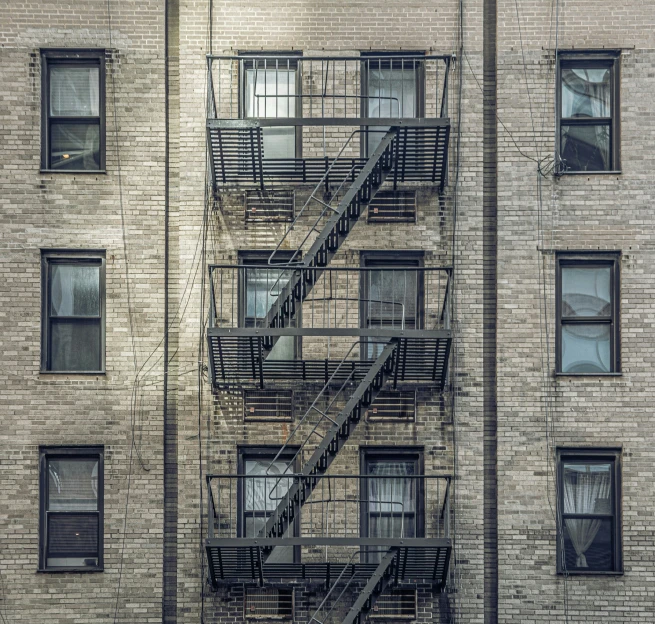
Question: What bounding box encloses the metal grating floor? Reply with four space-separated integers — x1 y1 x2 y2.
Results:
207 333 451 389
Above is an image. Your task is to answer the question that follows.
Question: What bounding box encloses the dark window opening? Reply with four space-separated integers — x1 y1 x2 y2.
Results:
556 253 620 374
238 447 300 564
557 52 620 173
39 446 104 571
557 449 622 574
41 250 106 373
41 49 105 171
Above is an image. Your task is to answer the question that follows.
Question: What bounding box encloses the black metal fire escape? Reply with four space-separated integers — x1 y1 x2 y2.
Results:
204 54 454 623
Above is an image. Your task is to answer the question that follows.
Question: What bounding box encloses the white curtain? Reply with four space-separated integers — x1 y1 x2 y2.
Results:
369 461 415 538
563 464 611 567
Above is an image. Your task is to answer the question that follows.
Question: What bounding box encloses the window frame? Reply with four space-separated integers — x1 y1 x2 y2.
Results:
360 52 425 158
360 447 425 563
41 49 106 173
238 250 301 359
40 249 106 374
39 446 104 572
239 51 303 159
555 252 620 376
237 446 301 563
360 251 425 360
556 50 620 174
556 448 622 575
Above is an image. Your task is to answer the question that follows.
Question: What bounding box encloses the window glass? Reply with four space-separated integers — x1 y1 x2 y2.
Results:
560 123 610 172
366 61 418 155
245 66 296 159
50 321 101 371
561 461 615 572
561 68 610 118
50 123 100 170
50 264 100 316
50 66 100 116
48 459 99 511
561 266 611 317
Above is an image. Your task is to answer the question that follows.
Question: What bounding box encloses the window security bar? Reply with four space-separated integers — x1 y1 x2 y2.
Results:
208 265 452 333
206 473 452 542
207 55 452 122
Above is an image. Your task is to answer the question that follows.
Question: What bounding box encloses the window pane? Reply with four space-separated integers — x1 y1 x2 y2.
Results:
368 461 416 513
245 67 296 159
50 264 100 316
50 66 100 117
562 462 612 515
367 63 417 154
561 323 610 373
244 460 294 512
50 319 101 371
563 518 613 571
561 68 610 118
245 267 294 320
560 123 610 172
48 459 99 511
50 123 100 170
561 266 611 317
367 269 418 327
47 512 99 566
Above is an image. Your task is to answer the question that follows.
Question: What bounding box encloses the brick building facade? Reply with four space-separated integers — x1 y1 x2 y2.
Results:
0 0 653 622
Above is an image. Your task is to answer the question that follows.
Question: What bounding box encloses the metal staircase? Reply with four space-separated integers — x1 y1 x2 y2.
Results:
262 129 398 348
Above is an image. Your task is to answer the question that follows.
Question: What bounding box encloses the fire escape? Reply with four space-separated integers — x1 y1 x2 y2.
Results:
204 54 454 623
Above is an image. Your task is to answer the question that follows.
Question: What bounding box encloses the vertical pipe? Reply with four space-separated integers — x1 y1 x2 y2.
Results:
483 0 499 616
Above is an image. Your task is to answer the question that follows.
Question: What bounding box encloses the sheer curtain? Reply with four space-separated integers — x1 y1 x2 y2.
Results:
368 461 416 539
563 464 611 567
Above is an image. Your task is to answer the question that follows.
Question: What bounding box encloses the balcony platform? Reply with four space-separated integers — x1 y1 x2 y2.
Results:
205 537 452 589
207 328 452 389
208 120 449 190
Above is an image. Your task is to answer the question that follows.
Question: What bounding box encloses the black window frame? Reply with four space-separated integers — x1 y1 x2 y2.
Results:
41 249 106 374
556 448 622 575
239 51 303 159
555 252 620 375
360 51 425 158
360 447 425 563
41 49 106 173
238 250 301 359
39 446 104 572
237 446 301 563
556 50 620 174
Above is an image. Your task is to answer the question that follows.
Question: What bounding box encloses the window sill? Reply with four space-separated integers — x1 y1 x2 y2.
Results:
555 372 622 378
557 570 623 576
40 169 107 175
37 567 104 573
557 170 622 176
39 370 106 376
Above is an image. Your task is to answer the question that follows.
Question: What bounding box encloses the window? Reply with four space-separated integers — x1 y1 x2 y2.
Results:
360 252 424 358
557 52 620 173
244 587 294 619
238 447 300 563
362 53 424 156
239 251 300 360
556 253 620 374
360 449 424 563
41 251 106 373
41 49 105 171
39 447 103 571
241 53 301 159
557 449 622 574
